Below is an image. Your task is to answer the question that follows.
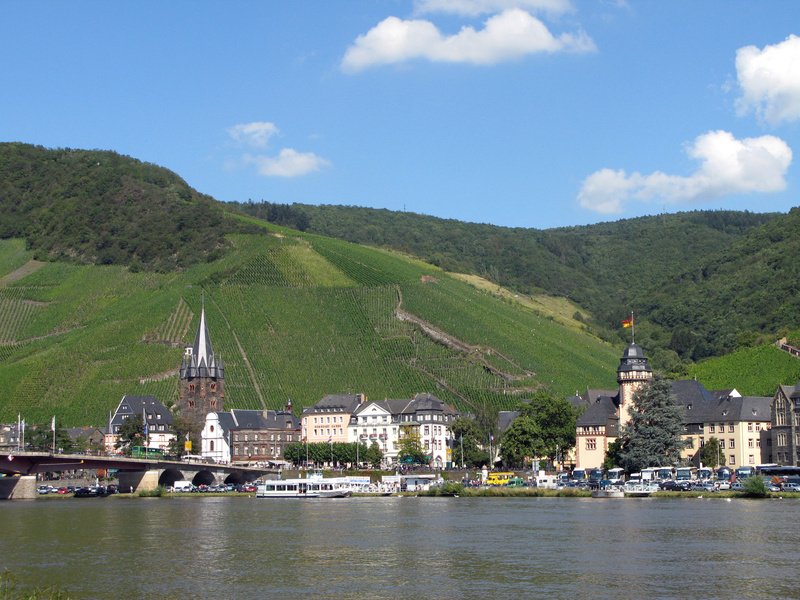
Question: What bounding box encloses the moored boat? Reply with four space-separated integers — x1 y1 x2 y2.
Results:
256 478 352 498
592 488 624 498
623 482 659 497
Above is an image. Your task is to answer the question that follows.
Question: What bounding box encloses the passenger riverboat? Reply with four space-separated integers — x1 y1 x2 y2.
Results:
255 477 352 498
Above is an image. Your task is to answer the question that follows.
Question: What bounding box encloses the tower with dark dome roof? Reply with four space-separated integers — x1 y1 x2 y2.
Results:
616 343 653 426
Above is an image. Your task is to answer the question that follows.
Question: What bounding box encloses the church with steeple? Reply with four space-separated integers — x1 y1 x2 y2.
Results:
178 306 225 431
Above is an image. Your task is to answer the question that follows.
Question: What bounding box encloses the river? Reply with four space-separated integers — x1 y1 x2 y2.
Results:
1 495 798 599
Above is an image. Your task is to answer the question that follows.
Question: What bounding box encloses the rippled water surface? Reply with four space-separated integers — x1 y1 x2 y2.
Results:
2 496 798 599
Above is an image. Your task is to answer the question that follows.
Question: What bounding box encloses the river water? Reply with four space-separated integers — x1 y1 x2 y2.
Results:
1 495 798 600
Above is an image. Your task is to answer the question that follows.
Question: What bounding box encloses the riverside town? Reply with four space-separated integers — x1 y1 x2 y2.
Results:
3 309 799 500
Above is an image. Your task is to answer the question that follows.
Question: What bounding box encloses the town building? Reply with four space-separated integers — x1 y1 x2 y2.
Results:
571 343 653 469
349 400 394 463
201 403 300 466
302 393 367 445
66 426 106 454
771 382 800 466
178 307 225 431
703 393 772 468
348 393 460 468
105 395 174 453
571 343 772 470
0 422 21 452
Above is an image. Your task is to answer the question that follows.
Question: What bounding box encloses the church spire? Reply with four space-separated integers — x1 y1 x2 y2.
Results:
181 306 224 380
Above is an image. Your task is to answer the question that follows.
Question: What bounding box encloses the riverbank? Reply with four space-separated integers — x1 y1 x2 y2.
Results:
32 484 800 500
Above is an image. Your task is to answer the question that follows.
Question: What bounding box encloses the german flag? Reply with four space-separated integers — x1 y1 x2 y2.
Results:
622 317 633 328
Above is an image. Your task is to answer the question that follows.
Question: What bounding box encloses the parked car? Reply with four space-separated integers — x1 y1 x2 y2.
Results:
782 483 800 492
730 482 744 491
37 485 49 495
659 480 682 491
691 483 715 492
716 481 731 490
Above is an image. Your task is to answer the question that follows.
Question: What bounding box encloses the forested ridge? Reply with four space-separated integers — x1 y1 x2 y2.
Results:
0 143 262 271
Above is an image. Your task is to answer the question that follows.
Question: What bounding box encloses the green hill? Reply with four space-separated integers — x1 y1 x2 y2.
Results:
0 222 622 427
3 142 798 425
0 142 252 271
234 201 785 361
690 344 800 397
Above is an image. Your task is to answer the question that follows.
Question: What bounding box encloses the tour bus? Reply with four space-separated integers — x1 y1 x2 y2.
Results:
484 472 515 486
675 467 696 481
130 446 164 459
657 467 676 481
641 468 659 482
571 468 587 482
735 466 755 481
697 467 714 481
607 468 625 484
588 468 604 487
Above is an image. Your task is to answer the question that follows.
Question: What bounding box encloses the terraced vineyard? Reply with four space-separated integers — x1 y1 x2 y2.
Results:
0 222 624 426
690 344 800 397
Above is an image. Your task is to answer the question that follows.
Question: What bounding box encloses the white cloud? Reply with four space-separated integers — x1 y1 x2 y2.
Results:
735 34 800 126
341 8 595 73
413 0 574 17
578 130 792 214
227 122 279 148
244 149 330 178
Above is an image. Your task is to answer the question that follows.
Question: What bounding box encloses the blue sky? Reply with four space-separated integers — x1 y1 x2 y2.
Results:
1 1 799 229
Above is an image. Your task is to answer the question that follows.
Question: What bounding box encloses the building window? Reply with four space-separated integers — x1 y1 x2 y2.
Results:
749 455 754 464
586 439 597 451
778 433 787 446
729 439 735 449
777 399 786 426
210 441 215 452
729 455 736 465
747 423 753 432
210 382 217 393
188 383 196 393
728 424 734 433
710 424 715 433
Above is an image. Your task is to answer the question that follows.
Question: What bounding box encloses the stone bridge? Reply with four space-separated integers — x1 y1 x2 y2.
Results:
0 452 279 499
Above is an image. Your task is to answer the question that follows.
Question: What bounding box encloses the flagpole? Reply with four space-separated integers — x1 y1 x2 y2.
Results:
631 311 635 345
51 415 56 453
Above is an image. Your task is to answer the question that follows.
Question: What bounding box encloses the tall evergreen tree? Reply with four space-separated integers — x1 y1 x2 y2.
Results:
618 374 688 474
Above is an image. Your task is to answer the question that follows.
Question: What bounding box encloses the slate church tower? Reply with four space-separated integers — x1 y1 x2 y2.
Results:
179 307 225 431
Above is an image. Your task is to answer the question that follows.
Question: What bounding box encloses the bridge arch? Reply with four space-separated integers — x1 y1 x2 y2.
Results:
158 468 187 488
